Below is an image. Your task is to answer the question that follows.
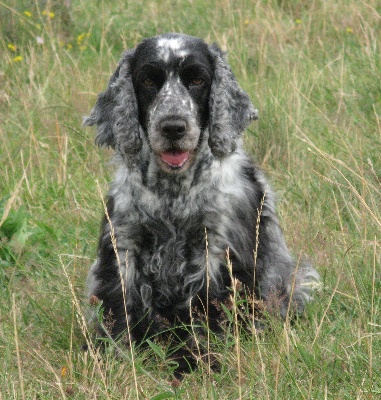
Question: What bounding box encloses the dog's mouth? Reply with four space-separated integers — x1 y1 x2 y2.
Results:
159 150 190 169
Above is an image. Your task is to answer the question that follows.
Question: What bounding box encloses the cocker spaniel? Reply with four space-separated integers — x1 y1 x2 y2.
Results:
84 33 319 372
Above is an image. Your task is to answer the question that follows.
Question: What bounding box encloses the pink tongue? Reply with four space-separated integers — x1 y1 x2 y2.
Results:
160 151 189 167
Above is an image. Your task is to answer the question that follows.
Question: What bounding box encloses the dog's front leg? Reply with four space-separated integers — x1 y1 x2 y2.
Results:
87 220 155 343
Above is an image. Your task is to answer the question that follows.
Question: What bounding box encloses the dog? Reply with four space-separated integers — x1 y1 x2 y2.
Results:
84 33 319 371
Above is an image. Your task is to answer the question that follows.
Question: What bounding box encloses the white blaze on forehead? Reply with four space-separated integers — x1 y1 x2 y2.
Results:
157 37 189 62
157 37 184 50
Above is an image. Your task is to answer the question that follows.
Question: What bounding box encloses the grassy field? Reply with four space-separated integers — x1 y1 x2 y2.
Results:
1 0 380 398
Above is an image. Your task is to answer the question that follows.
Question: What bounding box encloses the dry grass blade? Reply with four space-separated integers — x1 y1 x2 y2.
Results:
12 293 25 400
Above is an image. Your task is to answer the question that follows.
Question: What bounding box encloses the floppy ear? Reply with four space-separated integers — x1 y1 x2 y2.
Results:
208 44 258 158
83 50 142 158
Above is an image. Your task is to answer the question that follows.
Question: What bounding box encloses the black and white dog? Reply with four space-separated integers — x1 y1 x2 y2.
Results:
84 33 319 364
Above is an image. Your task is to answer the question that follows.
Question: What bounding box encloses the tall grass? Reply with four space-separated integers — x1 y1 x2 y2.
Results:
1 0 380 398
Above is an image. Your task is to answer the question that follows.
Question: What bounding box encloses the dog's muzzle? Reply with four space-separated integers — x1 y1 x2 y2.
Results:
158 118 190 168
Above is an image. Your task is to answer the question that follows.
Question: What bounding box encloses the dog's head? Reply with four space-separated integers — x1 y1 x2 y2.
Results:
84 33 258 172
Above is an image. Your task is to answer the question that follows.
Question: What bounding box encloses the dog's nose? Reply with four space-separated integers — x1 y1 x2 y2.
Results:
160 119 187 140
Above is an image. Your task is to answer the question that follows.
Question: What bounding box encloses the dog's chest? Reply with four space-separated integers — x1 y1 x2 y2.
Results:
135 217 209 308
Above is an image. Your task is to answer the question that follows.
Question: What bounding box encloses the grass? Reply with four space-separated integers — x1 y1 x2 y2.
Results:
0 0 380 398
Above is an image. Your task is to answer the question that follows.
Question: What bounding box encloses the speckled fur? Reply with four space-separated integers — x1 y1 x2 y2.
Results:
84 33 319 357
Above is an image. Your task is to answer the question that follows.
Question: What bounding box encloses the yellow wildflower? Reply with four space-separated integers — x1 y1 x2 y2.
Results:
346 27 353 33
295 19 302 24
77 33 86 44
24 10 32 17
61 366 68 378
8 43 17 52
13 56 23 62
42 10 55 18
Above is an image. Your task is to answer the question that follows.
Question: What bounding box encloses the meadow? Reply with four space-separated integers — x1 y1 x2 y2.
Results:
0 0 380 398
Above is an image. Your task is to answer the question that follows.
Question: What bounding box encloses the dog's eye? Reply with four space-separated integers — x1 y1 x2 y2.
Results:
190 78 204 87
143 78 155 87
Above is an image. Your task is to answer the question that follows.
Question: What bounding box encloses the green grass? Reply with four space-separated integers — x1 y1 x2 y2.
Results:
1 0 380 398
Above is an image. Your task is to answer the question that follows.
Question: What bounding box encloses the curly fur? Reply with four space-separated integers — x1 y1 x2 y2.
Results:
84 33 319 369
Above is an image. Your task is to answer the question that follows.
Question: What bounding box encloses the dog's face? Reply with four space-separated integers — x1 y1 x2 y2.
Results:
84 33 258 171
130 35 213 173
